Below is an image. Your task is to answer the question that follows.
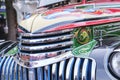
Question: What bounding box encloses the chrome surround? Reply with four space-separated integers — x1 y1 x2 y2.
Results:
107 50 120 79
14 51 74 68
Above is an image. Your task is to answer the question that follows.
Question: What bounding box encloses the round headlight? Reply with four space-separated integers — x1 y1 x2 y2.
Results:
108 51 120 79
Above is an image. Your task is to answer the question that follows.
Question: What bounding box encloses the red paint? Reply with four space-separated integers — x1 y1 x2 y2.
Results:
18 28 24 33
85 0 120 4
46 17 120 32
43 9 64 16
107 8 120 13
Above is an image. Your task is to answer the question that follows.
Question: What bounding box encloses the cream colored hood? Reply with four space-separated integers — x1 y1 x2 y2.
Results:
19 9 120 33
19 13 82 33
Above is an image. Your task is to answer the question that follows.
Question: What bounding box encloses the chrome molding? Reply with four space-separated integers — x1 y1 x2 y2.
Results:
14 51 74 68
21 29 73 37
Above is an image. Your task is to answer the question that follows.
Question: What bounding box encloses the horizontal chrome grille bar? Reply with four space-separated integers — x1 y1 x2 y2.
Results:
18 49 71 62
20 41 73 51
21 29 73 37
18 48 72 61
19 29 73 57
19 47 71 55
21 34 73 44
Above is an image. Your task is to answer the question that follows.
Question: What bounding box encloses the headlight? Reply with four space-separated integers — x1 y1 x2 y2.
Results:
108 51 120 79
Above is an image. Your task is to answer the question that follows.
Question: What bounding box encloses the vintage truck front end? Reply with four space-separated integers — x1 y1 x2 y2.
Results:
1 0 120 80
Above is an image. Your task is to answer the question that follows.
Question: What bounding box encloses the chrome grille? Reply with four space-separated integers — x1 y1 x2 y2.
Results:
19 29 73 59
0 57 96 80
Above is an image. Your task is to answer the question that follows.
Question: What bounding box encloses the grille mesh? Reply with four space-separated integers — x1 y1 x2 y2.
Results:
18 29 73 59
0 57 96 80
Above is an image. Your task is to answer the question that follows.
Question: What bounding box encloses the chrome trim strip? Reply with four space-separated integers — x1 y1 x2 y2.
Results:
21 34 73 44
20 41 73 51
81 59 89 80
19 47 71 55
14 51 74 68
18 65 20 80
91 60 96 80
21 29 73 37
52 63 57 80
0 41 12 52
15 63 19 80
2 57 10 80
74 58 81 80
14 63 17 80
66 57 74 80
22 67 27 80
19 65 23 80
37 68 44 80
44 66 49 80
18 52 46 61
28 69 36 80
18 48 72 61
47 65 51 80
6 57 13 80
114 49 120 52
59 60 66 80
9 59 15 80
0 42 17 57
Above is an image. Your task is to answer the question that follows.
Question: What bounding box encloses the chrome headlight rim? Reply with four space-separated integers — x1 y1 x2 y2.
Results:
108 51 120 79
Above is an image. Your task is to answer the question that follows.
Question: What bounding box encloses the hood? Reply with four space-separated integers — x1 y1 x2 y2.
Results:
19 3 120 33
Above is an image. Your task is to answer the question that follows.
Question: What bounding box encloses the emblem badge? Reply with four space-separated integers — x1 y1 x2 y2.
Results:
74 27 92 45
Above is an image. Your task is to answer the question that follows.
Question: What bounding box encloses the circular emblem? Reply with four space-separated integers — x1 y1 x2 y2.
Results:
74 28 92 44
